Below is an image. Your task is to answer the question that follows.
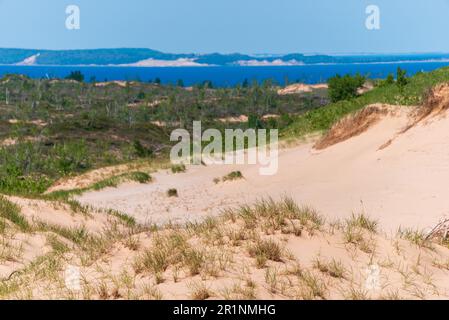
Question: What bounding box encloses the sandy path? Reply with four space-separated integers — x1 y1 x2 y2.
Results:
77 105 449 232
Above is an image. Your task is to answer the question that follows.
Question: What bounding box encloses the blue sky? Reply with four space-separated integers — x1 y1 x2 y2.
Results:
0 0 448 54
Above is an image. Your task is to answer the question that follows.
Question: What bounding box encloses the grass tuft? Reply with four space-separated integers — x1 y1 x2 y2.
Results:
249 239 283 263
167 188 178 197
0 196 30 231
222 171 244 182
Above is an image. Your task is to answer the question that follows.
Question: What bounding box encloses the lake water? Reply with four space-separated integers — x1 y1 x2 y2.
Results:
1 61 449 87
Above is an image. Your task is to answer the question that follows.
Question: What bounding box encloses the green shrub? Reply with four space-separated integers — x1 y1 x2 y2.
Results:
52 141 90 175
65 71 85 82
327 73 365 103
396 67 408 91
377 73 395 87
133 140 153 158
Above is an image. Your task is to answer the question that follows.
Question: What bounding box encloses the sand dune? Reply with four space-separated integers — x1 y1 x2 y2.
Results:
77 99 449 232
277 83 328 95
5 85 449 299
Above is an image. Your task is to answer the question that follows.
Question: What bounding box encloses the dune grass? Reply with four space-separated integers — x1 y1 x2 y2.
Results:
0 196 30 231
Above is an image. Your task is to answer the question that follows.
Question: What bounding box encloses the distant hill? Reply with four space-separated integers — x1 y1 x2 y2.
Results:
1 48 449 66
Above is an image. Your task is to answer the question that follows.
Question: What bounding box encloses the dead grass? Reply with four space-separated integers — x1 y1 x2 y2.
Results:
314 104 391 150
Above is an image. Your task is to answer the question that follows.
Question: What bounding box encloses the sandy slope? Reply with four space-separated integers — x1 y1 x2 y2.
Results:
76 101 449 232
5 86 449 299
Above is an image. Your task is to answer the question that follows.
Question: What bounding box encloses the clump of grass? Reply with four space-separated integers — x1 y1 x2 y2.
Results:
398 228 431 248
265 268 279 293
249 239 283 263
341 213 379 253
279 198 324 231
134 232 189 275
222 281 257 300
171 164 186 174
346 213 378 233
295 206 324 232
183 248 205 276
312 257 346 279
297 270 328 300
135 248 169 274
167 188 178 197
142 284 163 300
222 171 243 182
230 197 324 233
128 171 152 184
343 224 365 245
345 287 369 300
123 235 140 251
0 196 30 231
188 281 212 300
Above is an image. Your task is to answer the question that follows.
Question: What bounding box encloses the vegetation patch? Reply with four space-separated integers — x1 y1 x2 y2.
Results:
0 196 30 231
171 164 186 174
222 171 244 182
167 188 179 198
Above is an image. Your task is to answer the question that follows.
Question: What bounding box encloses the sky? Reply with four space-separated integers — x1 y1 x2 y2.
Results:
0 0 449 54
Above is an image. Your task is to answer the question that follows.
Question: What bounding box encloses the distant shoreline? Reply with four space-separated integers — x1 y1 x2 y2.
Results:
1 61 449 87
3 58 449 68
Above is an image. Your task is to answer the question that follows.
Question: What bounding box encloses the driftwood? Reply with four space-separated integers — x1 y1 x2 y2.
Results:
425 218 449 241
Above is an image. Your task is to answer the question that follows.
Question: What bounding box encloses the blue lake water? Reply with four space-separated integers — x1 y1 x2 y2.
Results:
1 61 449 87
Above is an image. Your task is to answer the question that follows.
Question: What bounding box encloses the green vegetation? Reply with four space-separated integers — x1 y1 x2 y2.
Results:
346 213 378 234
0 195 30 231
171 164 186 174
396 67 408 89
1 66 449 199
222 171 244 182
327 73 365 103
248 239 283 263
65 71 85 82
0 73 326 196
282 66 449 139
